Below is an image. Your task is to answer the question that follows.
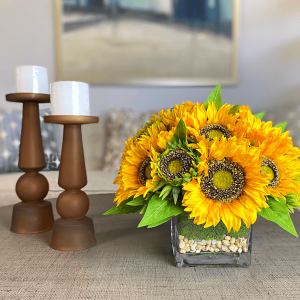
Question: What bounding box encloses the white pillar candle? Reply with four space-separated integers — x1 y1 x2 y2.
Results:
50 81 90 116
16 66 49 93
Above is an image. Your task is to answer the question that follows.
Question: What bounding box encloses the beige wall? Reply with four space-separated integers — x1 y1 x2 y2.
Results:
0 0 54 110
0 0 300 115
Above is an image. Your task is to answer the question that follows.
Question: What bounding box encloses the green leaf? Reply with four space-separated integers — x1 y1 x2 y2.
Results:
138 193 184 227
254 112 265 120
274 122 287 133
258 196 298 237
153 180 166 192
140 205 147 214
183 176 191 182
228 104 240 116
147 217 172 228
172 186 181 204
103 198 144 215
126 195 147 206
204 84 222 110
171 118 187 144
159 184 172 200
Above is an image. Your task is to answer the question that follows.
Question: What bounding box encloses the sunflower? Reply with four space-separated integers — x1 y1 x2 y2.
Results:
156 127 176 151
182 137 270 232
247 127 300 199
238 105 272 132
114 140 160 206
152 101 194 129
138 123 168 153
135 118 167 142
185 102 250 143
114 137 135 190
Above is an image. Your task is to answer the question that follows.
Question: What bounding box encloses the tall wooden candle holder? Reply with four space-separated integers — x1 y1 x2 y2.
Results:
6 93 54 233
44 115 99 251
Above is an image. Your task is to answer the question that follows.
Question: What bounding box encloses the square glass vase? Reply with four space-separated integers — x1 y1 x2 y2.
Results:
171 216 252 268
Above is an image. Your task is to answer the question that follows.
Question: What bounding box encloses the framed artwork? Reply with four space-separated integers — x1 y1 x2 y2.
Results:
54 0 239 86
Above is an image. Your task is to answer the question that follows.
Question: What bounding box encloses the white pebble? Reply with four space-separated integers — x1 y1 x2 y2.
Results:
216 241 222 248
179 241 185 249
241 240 247 246
211 240 216 246
230 238 236 244
242 246 248 253
225 236 231 240
184 238 188 243
238 247 242 254
206 240 212 246
190 244 197 251
222 240 230 246
229 245 238 252
180 249 186 254
178 235 184 240
221 245 228 251
235 241 241 248
196 249 201 253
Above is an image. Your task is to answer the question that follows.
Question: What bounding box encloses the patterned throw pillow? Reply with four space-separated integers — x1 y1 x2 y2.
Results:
0 108 60 173
102 108 155 172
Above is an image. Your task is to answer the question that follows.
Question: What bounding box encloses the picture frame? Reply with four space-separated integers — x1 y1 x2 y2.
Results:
54 0 240 86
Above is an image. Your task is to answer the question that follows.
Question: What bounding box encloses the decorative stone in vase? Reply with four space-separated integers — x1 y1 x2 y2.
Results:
171 213 252 268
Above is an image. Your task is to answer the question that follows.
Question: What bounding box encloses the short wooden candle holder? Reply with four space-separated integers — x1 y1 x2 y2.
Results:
6 93 54 234
44 115 99 251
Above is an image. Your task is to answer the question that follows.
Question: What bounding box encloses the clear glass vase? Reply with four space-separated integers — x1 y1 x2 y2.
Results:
171 215 252 268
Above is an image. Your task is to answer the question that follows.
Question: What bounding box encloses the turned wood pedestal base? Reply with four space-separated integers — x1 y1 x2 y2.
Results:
11 201 54 234
50 217 96 251
45 115 99 251
6 93 54 234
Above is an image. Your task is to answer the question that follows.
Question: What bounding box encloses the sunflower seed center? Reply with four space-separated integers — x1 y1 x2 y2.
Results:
200 124 231 141
139 157 152 186
261 166 274 182
168 159 183 174
160 149 193 180
200 158 245 203
213 170 234 190
261 158 280 188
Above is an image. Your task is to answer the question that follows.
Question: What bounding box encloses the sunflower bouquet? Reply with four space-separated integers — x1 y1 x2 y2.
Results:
104 85 300 256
